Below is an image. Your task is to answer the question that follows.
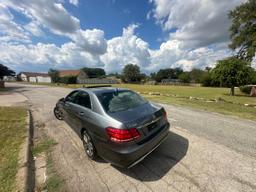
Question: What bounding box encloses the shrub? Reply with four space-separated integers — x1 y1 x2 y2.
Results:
178 72 190 83
59 76 77 84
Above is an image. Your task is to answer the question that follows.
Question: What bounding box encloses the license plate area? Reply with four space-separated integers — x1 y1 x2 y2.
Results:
147 121 159 132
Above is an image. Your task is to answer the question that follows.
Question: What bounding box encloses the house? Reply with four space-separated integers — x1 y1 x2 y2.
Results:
161 78 181 85
3 76 16 81
18 72 51 83
57 69 118 84
77 71 118 84
58 70 81 77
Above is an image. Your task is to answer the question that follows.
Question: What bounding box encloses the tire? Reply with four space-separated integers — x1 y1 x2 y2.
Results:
82 130 98 160
54 107 64 120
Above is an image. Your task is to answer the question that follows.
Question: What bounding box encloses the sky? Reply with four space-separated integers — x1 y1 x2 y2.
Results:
0 0 251 74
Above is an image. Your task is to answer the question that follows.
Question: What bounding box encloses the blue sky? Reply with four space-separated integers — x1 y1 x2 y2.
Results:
68 0 165 48
0 0 250 74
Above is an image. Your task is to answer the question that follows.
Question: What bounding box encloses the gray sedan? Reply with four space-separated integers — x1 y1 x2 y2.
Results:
54 86 170 168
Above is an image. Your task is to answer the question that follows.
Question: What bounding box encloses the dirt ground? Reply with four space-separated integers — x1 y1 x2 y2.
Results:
6 83 256 192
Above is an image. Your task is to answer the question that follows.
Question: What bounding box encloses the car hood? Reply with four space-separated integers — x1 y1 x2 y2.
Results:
107 102 161 128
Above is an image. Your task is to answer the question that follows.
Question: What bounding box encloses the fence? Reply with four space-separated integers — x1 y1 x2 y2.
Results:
77 78 118 84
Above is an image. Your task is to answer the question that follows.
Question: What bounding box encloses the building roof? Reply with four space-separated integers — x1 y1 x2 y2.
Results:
20 72 49 77
58 70 80 77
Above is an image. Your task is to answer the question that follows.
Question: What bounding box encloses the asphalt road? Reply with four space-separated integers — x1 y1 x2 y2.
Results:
8 83 256 192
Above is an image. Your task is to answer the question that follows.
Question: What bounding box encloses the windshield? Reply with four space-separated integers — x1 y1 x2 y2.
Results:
97 90 148 113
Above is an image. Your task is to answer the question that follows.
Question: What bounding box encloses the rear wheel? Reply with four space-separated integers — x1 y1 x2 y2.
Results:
82 130 97 160
54 107 63 120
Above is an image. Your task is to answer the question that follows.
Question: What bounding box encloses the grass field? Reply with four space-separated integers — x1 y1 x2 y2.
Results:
16 82 256 120
0 107 27 192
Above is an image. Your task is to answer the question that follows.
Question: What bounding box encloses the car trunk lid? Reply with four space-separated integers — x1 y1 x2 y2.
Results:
108 102 166 143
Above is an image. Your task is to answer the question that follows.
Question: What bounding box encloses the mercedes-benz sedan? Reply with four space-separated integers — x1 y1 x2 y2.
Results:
54 86 170 168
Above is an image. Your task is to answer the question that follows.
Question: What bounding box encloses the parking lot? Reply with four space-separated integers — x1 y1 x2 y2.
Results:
9 83 256 192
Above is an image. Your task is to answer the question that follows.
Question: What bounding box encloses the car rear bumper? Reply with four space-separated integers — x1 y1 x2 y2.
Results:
96 122 170 168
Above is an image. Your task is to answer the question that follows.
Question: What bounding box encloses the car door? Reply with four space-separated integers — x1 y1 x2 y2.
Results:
63 90 80 130
70 91 93 135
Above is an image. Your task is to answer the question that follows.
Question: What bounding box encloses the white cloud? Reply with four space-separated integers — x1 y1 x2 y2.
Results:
1 0 108 56
71 29 107 55
69 0 79 6
149 40 230 72
5 0 80 35
0 4 30 43
24 21 44 37
101 24 151 73
102 24 231 73
0 42 104 72
151 0 245 48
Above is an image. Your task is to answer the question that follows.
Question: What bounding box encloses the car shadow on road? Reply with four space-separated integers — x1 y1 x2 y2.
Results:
117 131 189 181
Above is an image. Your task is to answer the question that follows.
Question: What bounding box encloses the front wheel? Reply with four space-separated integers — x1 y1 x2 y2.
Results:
82 130 98 160
54 107 63 120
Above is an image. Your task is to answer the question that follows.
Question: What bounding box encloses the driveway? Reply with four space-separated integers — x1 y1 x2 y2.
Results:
7 83 256 192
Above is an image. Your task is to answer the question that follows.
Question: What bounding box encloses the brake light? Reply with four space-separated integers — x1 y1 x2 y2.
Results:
106 127 140 143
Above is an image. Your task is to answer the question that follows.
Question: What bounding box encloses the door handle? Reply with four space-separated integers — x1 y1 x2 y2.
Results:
79 112 84 116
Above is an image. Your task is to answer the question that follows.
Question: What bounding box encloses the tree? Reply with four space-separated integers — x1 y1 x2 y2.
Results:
189 68 205 83
252 70 256 84
150 72 156 80
48 68 60 83
211 57 253 96
154 68 183 82
81 67 105 78
140 73 149 83
0 64 15 88
107 72 121 79
0 64 15 80
229 0 256 62
178 72 191 83
200 72 212 87
122 64 141 83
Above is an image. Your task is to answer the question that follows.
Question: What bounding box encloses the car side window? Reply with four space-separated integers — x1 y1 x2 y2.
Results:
65 91 79 103
75 91 91 109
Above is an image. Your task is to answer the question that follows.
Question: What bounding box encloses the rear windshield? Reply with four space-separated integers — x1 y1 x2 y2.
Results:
97 90 148 113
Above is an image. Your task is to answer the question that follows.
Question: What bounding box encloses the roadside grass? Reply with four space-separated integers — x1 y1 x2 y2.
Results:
32 138 57 156
146 95 256 120
15 82 256 121
0 107 27 192
32 135 63 192
45 151 64 192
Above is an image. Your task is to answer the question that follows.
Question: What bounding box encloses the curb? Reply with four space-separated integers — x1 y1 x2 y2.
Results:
16 110 33 192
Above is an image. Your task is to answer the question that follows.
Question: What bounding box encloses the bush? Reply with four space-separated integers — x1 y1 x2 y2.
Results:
178 72 190 83
239 85 254 94
59 76 77 84
201 73 212 87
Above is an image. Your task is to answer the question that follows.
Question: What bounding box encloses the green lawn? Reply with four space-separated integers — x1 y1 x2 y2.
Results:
15 82 256 121
0 107 27 192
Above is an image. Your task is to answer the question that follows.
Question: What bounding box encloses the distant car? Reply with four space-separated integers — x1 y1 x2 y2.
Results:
54 86 170 168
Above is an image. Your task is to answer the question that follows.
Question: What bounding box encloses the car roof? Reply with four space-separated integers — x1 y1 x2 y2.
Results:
75 87 130 95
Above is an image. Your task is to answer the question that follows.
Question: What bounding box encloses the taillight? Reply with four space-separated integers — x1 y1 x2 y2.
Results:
106 127 140 143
